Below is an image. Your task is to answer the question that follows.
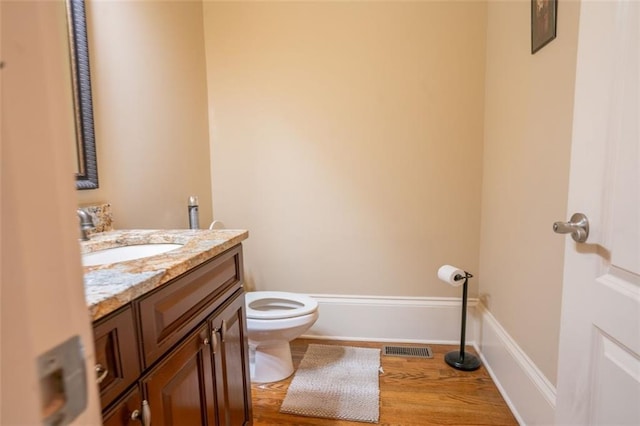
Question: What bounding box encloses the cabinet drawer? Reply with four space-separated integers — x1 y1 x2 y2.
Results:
93 306 141 410
138 245 243 367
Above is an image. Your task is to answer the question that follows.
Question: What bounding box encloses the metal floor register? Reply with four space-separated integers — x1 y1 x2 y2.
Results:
382 345 433 359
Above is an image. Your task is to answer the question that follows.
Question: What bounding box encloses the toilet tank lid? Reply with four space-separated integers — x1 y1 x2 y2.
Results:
245 291 318 319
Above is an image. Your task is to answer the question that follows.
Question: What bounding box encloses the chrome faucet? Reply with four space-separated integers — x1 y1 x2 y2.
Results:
76 208 94 241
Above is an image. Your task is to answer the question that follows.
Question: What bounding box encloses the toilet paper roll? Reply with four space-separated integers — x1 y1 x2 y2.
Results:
437 265 466 287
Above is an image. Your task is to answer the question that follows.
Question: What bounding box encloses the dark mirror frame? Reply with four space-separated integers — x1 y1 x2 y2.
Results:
67 0 99 190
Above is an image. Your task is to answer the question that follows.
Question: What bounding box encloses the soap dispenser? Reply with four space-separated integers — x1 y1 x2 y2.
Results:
188 196 199 229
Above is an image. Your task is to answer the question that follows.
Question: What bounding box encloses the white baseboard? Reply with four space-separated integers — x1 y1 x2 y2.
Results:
476 304 556 425
302 294 556 425
304 294 479 345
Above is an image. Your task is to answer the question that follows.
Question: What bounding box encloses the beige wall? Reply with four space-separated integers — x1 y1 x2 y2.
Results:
71 0 580 390
479 0 580 385
203 1 487 296
77 0 213 230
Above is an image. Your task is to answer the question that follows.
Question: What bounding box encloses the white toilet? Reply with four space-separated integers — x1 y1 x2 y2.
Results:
245 291 319 383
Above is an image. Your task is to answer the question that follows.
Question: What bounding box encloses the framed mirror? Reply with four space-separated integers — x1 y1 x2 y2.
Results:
67 0 99 190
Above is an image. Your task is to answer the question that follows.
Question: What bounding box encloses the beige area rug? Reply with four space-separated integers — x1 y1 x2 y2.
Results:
280 344 381 423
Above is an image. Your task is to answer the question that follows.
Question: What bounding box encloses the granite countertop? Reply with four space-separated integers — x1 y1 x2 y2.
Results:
82 229 248 321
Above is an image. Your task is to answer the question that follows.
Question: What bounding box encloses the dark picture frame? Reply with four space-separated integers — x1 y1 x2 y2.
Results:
531 0 557 54
66 0 99 190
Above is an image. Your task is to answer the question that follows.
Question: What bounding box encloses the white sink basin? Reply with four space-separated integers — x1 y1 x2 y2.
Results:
82 243 183 266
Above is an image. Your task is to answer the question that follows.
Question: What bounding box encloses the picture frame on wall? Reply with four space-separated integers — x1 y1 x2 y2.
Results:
531 0 558 54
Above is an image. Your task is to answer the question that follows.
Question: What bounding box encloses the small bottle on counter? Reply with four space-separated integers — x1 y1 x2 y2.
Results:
188 195 199 229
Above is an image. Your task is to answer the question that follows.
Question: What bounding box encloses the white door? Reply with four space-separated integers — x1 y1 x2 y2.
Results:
1 1 102 423
555 0 640 424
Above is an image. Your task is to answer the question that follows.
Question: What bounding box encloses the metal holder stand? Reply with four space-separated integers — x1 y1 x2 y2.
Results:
445 272 481 371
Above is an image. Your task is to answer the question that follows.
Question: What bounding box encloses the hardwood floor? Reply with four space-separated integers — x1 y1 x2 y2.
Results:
252 339 518 426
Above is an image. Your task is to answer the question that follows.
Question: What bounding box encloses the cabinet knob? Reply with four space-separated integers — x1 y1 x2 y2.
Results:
203 337 210 346
131 400 151 426
95 363 109 384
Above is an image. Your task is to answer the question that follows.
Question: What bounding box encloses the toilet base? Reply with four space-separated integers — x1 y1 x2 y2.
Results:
249 342 294 383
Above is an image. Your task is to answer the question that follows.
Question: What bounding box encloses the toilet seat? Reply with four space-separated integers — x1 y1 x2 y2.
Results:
246 291 318 320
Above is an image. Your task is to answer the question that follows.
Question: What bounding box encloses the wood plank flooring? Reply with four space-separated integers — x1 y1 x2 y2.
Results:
252 339 518 426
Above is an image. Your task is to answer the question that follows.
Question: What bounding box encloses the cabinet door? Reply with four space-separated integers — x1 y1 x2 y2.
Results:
102 386 141 426
210 292 253 426
141 324 217 425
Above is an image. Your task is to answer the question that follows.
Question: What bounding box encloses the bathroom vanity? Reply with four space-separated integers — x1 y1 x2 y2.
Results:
83 229 252 425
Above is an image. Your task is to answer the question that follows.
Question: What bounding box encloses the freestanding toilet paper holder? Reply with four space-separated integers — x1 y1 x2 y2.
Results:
445 271 481 371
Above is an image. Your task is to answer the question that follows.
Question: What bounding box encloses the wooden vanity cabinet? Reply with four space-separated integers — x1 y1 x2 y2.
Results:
92 245 253 426
139 291 253 426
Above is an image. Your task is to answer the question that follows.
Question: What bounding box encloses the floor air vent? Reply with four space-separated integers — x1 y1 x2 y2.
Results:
383 345 433 359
